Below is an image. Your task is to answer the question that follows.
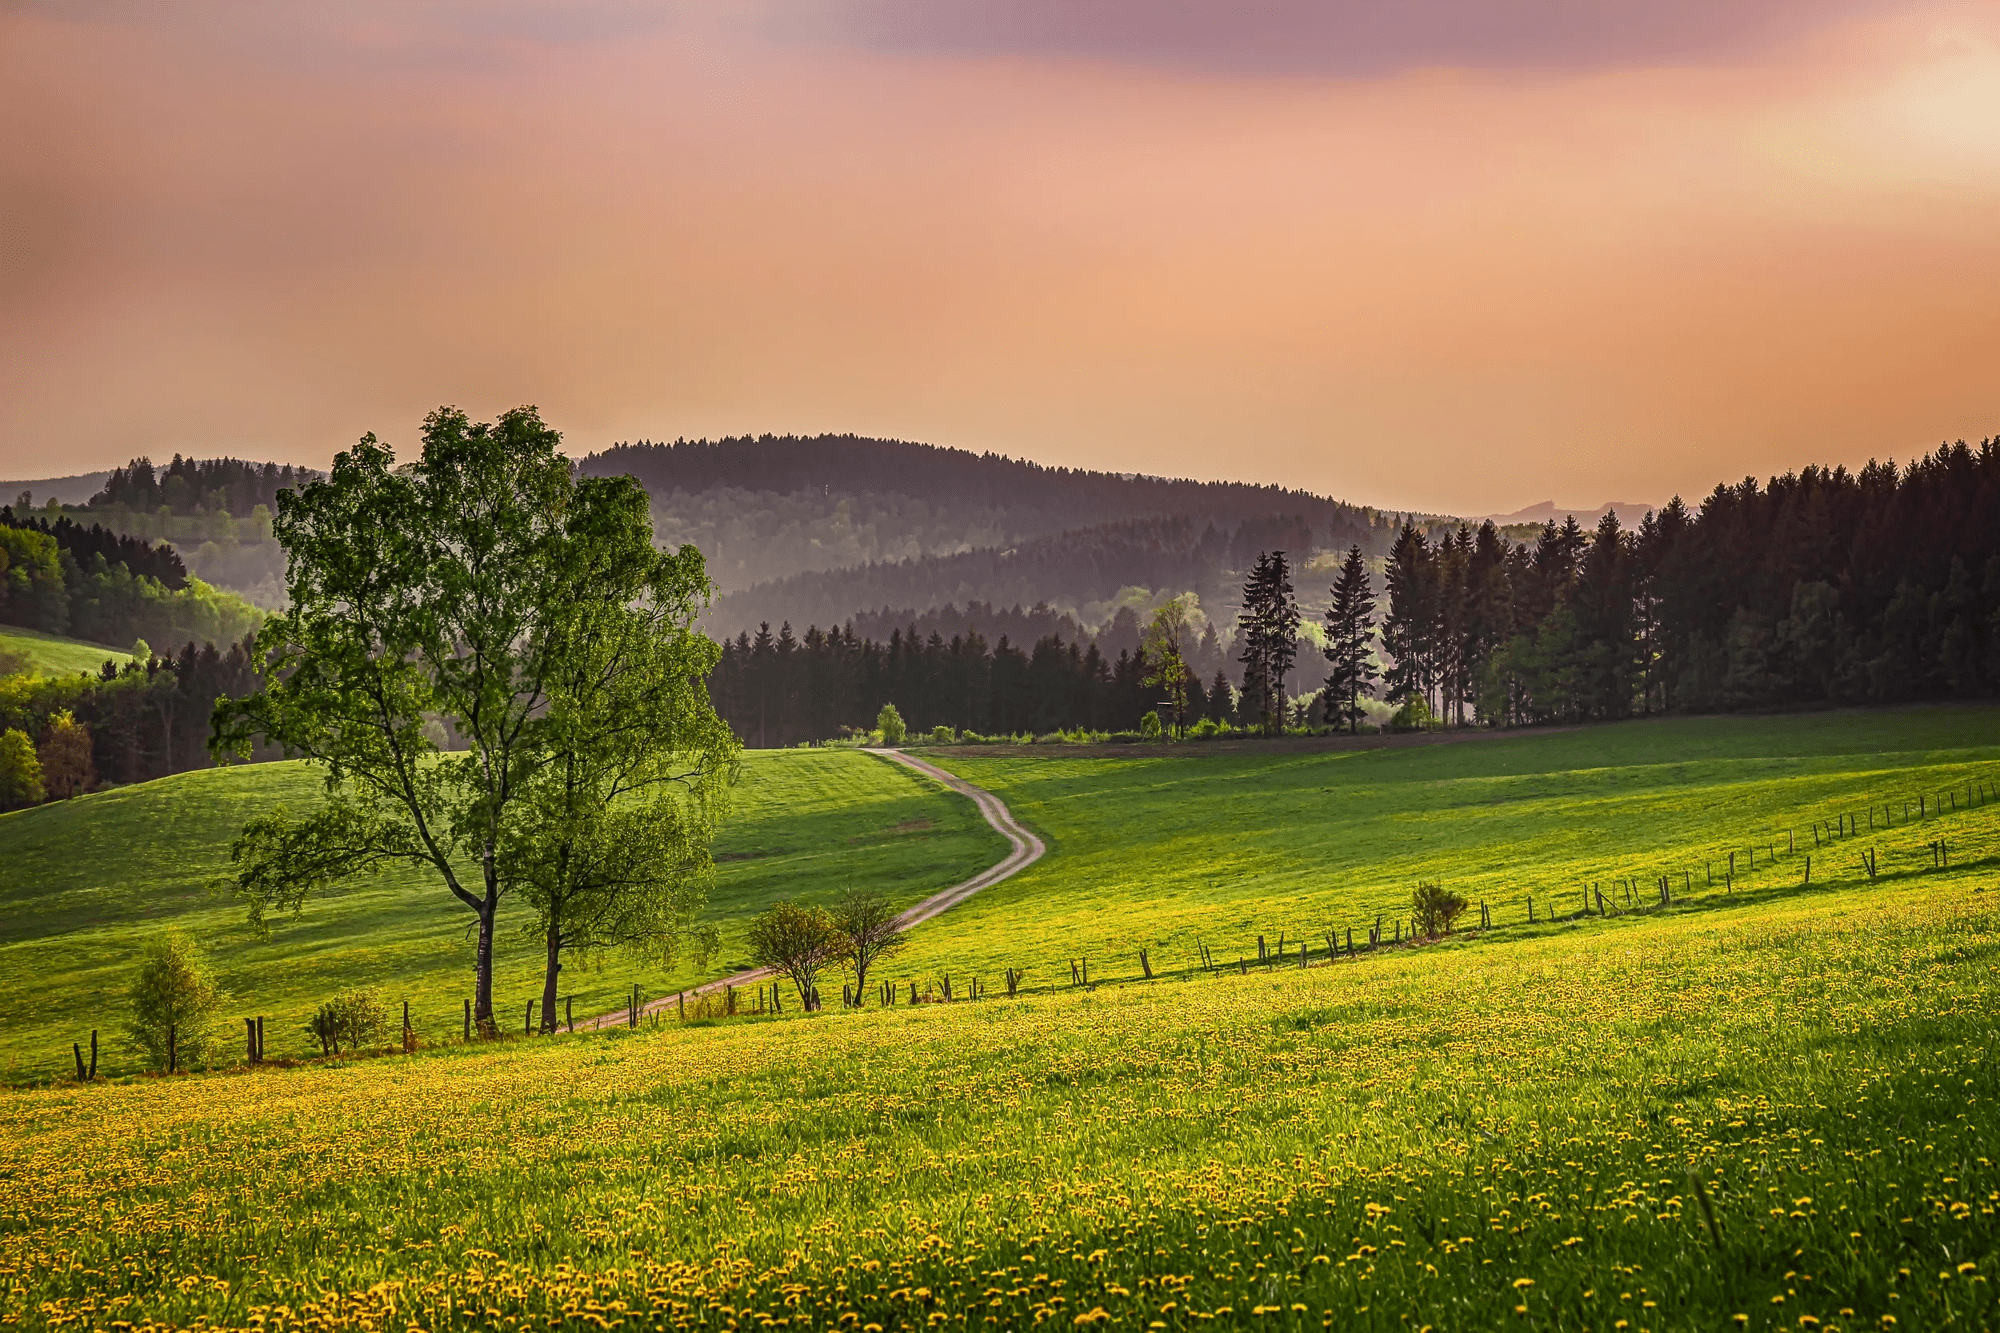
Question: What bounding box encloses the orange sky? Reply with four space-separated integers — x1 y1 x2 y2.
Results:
3 1 1997 514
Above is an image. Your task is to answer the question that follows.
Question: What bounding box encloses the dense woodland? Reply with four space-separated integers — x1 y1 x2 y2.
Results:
0 505 263 652
584 435 1390 604
86 456 320 518
708 442 2000 744
704 512 1341 639
0 636 268 799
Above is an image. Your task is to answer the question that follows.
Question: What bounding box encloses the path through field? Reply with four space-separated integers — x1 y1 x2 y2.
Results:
589 748 1044 1026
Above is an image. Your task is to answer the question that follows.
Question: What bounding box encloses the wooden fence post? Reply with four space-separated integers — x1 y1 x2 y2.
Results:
90 1030 98 1079
525 1000 533 1035
464 999 471 1042
73 1042 86 1081
247 1017 257 1065
1299 941 1308 969
1139 950 1153 980
167 1024 177 1075
1803 855 1811 885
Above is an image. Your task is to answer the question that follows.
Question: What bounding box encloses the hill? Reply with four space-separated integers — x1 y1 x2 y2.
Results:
0 471 113 507
0 749 1006 1078
3 706 1997 1329
581 436 1392 625
0 625 124 680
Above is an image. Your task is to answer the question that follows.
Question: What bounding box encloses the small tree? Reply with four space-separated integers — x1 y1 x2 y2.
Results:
1141 596 1196 736
833 887 906 1004
1411 882 1468 939
126 930 223 1070
876 703 906 745
306 988 390 1056
37 710 94 800
1138 710 1163 739
0 728 44 809
747 901 843 1010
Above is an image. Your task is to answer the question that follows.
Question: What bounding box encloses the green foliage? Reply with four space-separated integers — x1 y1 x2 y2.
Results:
0 627 119 680
35 709 93 800
746 900 842 1009
875 703 906 745
1385 694 1435 732
1410 880 1467 938
123 929 222 1070
1141 596 1195 734
830 886 905 1001
926 724 956 744
1138 709 1162 738
213 406 731 1031
0 728 43 809
304 989 389 1056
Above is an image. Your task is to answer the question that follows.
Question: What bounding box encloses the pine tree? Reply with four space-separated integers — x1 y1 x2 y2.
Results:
1322 545 1377 733
1237 551 1301 736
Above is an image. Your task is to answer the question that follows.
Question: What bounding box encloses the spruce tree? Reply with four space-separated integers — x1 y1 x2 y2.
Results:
1236 551 1301 736
1322 545 1378 733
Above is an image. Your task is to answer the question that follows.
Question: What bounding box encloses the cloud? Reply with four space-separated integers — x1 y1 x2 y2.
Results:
772 0 1898 77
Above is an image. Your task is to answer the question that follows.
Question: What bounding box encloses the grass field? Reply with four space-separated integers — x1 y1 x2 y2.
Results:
0 624 122 679
0 749 1006 1079
2 707 1998 1330
888 706 2000 987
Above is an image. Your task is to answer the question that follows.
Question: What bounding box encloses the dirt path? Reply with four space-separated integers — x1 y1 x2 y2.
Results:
587 747 1043 1027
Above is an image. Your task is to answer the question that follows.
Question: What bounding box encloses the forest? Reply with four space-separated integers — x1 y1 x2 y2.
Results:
0 505 263 654
584 435 1391 604
707 442 2000 745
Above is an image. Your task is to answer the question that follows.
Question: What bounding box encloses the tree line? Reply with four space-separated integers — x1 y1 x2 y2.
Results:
1 504 263 652
706 440 2000 743
0 637 268 808
84 455 321 518
1350 441 2000 724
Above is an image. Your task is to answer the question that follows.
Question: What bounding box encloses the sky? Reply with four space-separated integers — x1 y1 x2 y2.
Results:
3 0 1998 515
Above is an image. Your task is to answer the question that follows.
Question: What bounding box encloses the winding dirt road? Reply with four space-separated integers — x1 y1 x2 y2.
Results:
588 748 1043 1027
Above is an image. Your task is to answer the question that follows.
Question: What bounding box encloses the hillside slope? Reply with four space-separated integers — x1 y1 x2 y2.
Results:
0 749 1005 1079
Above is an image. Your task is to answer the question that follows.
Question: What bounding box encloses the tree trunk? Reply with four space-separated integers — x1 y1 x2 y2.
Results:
539 923 562 1034
474 897 497 1035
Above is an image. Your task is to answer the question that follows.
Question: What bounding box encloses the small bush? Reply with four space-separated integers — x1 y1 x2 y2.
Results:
1139 710 1163 739
0 727 44 809
927 724 957 744
1412 882 1468 939
125 930 224 1070
306 989 391 1056
876 703 907 745
1386 696 1436 733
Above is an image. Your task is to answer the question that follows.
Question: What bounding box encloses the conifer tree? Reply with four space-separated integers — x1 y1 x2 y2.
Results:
1322 545 1378 733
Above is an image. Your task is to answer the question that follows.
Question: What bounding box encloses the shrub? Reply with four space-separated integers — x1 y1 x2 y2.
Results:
306 989 391 1056
125 930 224 1070
875 703 906 746
1139 710 1163 739
1412 881 1468 938
1386 696 1436 733
0 727 43 809
927 724 957 744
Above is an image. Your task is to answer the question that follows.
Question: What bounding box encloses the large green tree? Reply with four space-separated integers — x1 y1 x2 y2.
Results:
212 406 732 1033
502 510 737 1033
1321 545 1377 733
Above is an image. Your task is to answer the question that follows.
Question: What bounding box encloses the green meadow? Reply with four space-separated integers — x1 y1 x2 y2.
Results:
0 749 1005 1079
1 706 1998 1330
0 624 123 680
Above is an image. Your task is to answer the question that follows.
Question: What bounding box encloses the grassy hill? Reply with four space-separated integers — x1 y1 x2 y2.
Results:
0 749 1007 1079
0 624 123 679
3 707 1998 1329
887 706 2000 984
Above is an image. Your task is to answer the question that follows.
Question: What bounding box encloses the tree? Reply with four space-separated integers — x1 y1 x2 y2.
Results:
832 887 906 1004
0 727 43 808
125 929 223 1071
1321 545 1378 733
503 519 738 1033
1381 523 1438 713
747 900 843 1010
876 702 906 745
213 406 715 1035
1236 551 1302 736
1411 882 1467 938
306 988 390 1056
37 709 94 799
1141 595 1196 736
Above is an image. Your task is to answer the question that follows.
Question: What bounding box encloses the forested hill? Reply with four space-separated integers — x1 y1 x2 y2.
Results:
701 513 1332 639
579 435 1391 599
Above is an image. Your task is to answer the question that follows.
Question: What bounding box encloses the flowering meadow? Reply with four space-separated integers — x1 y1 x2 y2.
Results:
4 869 1995 1330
